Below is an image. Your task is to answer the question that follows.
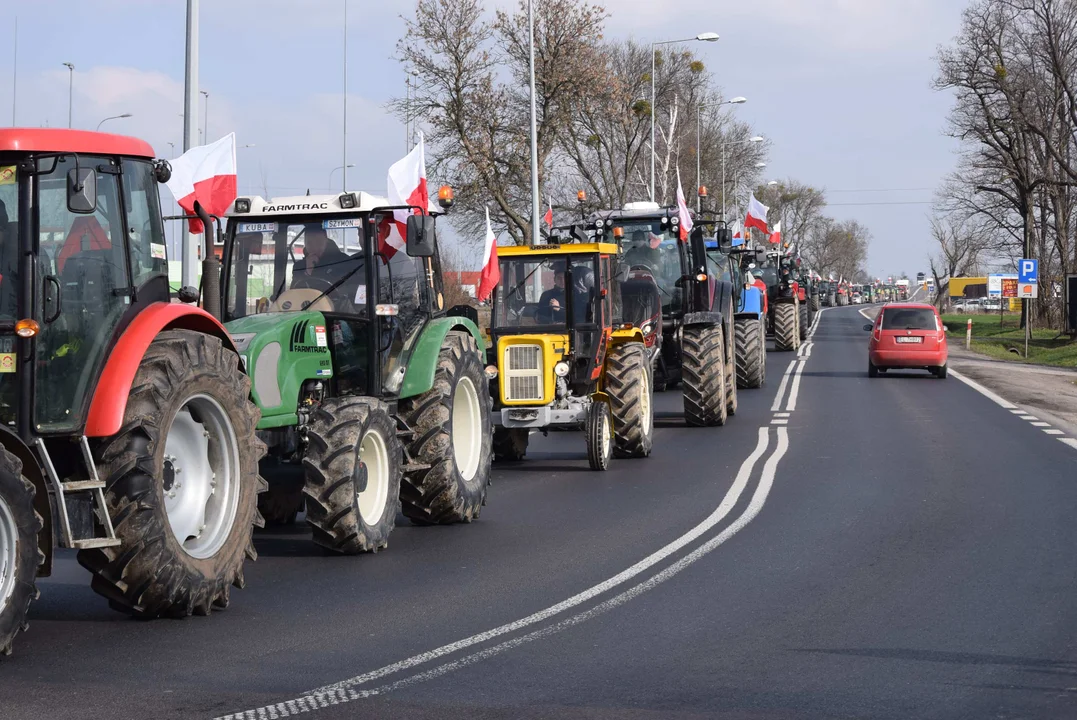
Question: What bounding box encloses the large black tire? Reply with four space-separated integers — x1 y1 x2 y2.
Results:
605 342 654 459
398 331 492 525
799 302 809 341
735 318 766 389
303 398 401 554
79 330 266 618
0 449 43 657
682 324 728 427
773 302 800 352
493 427 529 462
811 293 821 312
868 360 880 378
586 401 612 471
726 323 738 417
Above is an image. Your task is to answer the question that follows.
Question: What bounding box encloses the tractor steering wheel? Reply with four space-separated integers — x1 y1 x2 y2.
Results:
291 274 336 293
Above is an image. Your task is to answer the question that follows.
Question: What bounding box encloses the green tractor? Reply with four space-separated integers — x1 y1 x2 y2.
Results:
220 189 492 554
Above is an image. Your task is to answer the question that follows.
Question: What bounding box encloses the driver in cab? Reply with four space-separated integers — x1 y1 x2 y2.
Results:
291 227 363 294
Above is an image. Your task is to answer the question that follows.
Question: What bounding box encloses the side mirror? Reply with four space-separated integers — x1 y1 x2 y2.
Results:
67 167 97 214
863 323 874 331
406 214 436 257
716 227 733 252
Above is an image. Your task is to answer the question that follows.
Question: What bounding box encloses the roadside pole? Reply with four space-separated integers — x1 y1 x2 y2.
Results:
966 319 972 351
181 0 200 289
1026 313 1030 359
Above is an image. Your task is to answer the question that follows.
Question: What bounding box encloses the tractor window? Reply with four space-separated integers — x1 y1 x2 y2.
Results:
494 255 596 329
226 218 365 319
122 159 168 287
0 166 17 320
615 222 685 315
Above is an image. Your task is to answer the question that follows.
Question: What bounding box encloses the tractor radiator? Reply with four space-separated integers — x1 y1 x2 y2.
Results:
504 344 544 402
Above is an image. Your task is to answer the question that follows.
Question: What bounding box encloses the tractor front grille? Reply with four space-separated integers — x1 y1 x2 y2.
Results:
503 344 544 402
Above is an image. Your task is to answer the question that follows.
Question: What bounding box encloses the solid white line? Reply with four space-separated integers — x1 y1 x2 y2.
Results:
1060 438 1077 451
770 358 799 412
258 428 794 716
798 341 813 358
1044 429 1065 436
948 368 1018 409
857 307 876 322
1030 421 1050 428
785 360 808 412
217 427 777 720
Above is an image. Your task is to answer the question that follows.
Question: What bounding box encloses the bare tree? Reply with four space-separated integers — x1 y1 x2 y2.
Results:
928 212 990 310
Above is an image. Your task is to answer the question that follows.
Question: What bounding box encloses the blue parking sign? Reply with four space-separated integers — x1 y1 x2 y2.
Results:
1019 258 1038 284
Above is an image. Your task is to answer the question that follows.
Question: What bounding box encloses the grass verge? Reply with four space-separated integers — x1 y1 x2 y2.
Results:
942 313 1077 367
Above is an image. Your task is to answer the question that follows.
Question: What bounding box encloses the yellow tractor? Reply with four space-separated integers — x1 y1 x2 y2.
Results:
485 235 657 470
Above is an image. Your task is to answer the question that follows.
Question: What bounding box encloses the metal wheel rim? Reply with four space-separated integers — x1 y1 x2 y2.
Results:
0 494 17 617
452 377 483 483
357 427 390 526
600 406 611 459
640 364 652 436
162 394 241 559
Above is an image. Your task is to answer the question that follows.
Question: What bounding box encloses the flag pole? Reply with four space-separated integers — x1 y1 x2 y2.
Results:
527 0 541 246
181 0 200 290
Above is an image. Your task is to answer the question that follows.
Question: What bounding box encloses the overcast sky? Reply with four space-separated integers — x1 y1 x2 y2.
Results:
1 0 967 277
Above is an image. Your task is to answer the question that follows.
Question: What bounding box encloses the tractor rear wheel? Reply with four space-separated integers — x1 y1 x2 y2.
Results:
735 318 766 389
303 398 401 554
773 303 800 352
399 331 492 525
682 325 728 427
799 302 809 341
605 342 653 459
726 326 738 417
811 293 821 312
80 330 265 618
493 427 529 462
586 401 613 471
0 449 42 657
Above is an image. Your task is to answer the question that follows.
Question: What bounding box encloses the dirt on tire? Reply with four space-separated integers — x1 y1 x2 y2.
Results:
605 342 654 458
735 318 766 389
682 324 728 427
773 302 800 352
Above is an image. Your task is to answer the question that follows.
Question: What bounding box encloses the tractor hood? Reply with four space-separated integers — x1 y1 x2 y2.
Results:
225 311 334 428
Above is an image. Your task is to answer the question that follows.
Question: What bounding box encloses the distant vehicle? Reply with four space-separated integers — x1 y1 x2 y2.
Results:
852 292 863 304
981 298 1002 311
916 272 926 283
864 303 948 379
954 298 983 312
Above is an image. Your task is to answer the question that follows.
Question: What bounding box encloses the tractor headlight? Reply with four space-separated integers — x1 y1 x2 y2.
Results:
484 365 499 379
554 361 570 377
641 321 654 335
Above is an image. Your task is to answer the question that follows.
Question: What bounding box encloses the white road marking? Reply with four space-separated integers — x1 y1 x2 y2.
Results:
1060 438 1077 451
213 428 779 720
773 412 790 418
1044 429 1065 436
770 357 799 412
1019 415 1039 421
948 368 1018 409
1030 421 1051 428
1010 409 1026 414
771 419 788 425
785 360 808 412
798 342 814 358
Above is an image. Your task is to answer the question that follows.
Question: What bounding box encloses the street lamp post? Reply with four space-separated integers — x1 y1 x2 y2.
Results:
167 141 176 158
527 0 540 245
200 89 209 143
96 113 132 131
343 0 349 193
62 62 74 128
651 32 719 203
696 96 745 213
721 135 764 219
330 163 355 193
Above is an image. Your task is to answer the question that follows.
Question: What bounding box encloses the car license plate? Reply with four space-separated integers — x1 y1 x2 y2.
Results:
896 336 923 343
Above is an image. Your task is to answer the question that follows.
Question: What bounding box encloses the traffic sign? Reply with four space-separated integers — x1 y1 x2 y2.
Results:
1019 282 1038 298
1002 278 1018 298
1019 258 1038 285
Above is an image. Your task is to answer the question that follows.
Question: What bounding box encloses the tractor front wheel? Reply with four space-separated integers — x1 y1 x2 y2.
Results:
303 398 401 554
399 331 492 525
0 449 42 656
735 318 766 389
773 302 800 352
80 330 265 618
682 325 728 427
586 401 613 471
799 302 809 341
605 342 654 459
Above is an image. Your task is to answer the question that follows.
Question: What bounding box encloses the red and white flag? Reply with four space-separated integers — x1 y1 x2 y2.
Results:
477 207 500 302
384 133 429 259
543 199 553 230
165 132 237 233
731 219 743 239
675 169 693 242
769 221 782 245
744 193 769 235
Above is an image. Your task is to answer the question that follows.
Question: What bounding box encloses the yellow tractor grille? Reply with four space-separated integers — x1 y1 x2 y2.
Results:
504 344 544 401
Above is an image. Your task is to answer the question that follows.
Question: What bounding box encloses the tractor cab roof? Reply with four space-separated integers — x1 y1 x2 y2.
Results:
498 242 620 258
0 128 155 158
227 191 440 218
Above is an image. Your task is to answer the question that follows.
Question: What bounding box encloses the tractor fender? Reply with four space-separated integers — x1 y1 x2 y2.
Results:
737 285 766 318
399 316 486 400
0 426 52 577
711 280 734 320
84 303 237 438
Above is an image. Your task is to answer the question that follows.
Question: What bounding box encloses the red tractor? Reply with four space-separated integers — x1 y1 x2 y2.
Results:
0 130 264 655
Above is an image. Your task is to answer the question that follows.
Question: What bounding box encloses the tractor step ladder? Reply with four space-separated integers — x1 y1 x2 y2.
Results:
36 437 121 550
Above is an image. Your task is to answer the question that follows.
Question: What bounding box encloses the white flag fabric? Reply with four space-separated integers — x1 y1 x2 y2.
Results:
676 169 693 242
384 133 428 258
477 207 500 302
165 133 237 233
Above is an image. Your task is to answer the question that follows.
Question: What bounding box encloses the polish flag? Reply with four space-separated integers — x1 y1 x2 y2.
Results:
477 207 500 302
544 199 553 230
384 133 429 259
769 221 782 245
675 169 693 242
730 219 744 246
165 132 237 233
744 193 770 235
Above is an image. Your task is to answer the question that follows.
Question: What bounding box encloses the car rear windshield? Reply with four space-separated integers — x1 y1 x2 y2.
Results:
881 308 937 330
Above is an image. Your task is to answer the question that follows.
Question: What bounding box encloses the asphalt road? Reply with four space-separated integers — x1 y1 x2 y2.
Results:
4 305 1077 719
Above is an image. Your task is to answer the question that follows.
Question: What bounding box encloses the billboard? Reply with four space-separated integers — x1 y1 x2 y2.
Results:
989 273 1017 297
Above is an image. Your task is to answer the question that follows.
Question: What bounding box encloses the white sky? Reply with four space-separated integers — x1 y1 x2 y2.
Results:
1 0 967 276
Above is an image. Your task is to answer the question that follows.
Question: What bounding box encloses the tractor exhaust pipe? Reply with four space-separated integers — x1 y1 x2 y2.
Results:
194 201 222 321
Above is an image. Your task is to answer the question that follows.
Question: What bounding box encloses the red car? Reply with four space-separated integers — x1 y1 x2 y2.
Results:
864 303 948 378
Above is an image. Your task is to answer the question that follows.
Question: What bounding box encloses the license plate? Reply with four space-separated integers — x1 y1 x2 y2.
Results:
896 336 923 343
